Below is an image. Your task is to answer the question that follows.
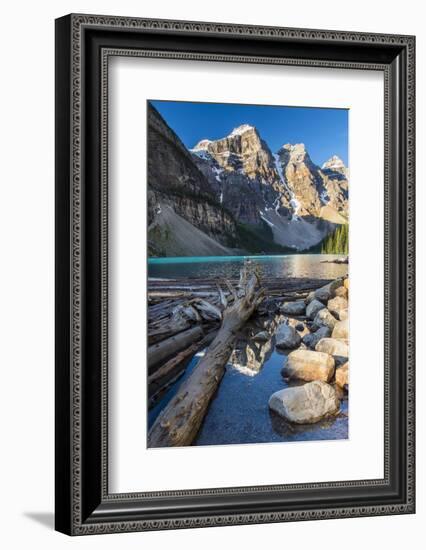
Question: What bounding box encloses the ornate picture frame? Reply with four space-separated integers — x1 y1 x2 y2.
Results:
55 13 415 535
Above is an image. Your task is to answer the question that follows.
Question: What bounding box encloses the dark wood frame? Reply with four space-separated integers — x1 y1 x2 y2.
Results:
55 13 415 535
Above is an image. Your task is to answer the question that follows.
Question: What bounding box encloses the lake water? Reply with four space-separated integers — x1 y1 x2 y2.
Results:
148 254 349 447
148 254 348 281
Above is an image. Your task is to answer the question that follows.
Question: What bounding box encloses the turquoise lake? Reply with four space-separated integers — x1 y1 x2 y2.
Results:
148 254 348 280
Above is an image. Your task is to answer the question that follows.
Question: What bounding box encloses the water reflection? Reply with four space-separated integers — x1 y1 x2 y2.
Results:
229 328 274 376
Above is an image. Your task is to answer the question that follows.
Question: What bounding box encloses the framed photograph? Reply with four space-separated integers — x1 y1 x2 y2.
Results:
55 14 415 535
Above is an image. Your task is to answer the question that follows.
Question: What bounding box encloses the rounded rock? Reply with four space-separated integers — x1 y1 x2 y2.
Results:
280 300 306 316
306 299 325 320
282 349 335 382
269 381 340 424
302 326 331 350
314 278 344 303
327 295 349 320
275 323 301 350
315 337 349 358
312 308 338 331
336 362 349 389
332 318 349 339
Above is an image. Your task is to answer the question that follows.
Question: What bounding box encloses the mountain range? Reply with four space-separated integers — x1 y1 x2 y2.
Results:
147 103 348 257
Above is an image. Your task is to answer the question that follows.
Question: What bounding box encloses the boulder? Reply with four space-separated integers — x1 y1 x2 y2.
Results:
306 299 325 320
339 309 349 321
327 296 349 320
305 291 316 304
334 286 348 300
315 278 344 303
253 330 269 343
303 326 331 350
336 362 349 389
344 277 349 290
315 337 349 360
275 323 301 350
282 349 335 382
269 381 340 424
312 308 338 331
280 300 306 316
332 318 349 339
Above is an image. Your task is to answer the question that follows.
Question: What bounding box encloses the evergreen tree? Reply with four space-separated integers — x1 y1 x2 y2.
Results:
321 224 349 254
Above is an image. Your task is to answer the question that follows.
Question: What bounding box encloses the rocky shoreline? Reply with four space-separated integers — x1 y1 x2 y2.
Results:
268 275 349 424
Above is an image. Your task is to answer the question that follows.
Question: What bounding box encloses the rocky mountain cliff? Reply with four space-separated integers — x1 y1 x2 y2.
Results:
320 156 349 218
322 155 348 177
147 103 348 256
191 124 292 226
147 104 239 257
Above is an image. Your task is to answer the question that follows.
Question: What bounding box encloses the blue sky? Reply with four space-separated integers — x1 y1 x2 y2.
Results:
149 100 348 167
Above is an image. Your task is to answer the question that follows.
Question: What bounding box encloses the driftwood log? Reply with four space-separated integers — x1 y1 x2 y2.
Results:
147 266 264 448
148 330 218 408
148 331 216 389
147 326 204 372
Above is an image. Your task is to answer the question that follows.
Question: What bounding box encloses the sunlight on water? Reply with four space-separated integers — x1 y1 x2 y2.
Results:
148 254 348 280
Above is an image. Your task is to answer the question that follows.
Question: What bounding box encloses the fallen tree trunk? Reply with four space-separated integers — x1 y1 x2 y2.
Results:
148 267 264 448
148 290 221 299
148 331 217 389
147 326 204 372
148 331 218 407
148 319 192 345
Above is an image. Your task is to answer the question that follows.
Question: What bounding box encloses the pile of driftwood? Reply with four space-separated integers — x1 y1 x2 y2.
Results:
147 264 331 447
148 289 224 408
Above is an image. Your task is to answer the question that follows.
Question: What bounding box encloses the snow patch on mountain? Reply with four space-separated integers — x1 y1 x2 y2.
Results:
320 189 329 205
259 211 275 228
191 139 212 151
322 155 347 175
191 149 212 161
229 124 255 137
212 165 224 182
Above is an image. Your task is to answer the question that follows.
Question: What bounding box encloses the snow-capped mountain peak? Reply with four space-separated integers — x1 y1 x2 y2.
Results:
322 155 347 173
229 124 256 137
191 139 212 151
148 102 348 255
